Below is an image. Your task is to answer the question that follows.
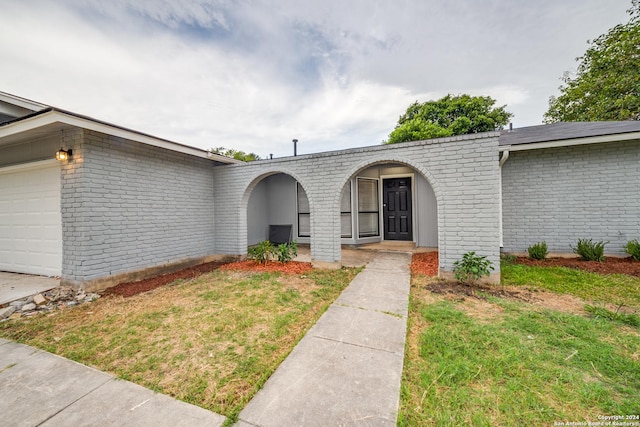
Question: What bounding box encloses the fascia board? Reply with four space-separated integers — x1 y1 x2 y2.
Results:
499 131 640 152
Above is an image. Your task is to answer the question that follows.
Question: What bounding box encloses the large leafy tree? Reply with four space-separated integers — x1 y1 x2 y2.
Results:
385 94 512 144
210 146 260 162
544 1 640 122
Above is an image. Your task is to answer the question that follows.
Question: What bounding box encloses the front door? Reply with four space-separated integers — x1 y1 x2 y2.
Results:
383 178 413 241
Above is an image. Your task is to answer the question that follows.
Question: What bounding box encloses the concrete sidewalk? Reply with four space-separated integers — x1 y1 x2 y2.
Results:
236 251 412 427
0 338 226 426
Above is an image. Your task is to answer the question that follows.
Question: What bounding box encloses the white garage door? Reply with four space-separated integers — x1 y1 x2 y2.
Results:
0 160 62 276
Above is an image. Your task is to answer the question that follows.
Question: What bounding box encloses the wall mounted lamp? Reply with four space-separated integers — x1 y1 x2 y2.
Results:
55 148 73 161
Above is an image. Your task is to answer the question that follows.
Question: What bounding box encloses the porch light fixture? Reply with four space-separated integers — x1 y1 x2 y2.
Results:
55 148 72 161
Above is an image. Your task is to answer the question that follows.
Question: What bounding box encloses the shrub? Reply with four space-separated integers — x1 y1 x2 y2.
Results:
247 240 274 264
247 240 298 264
527 241 548 260
452 252 494 284
571 239 608 262
275 241 297 263
624 239 640 261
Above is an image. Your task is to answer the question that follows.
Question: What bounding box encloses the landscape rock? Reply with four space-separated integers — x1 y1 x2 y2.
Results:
0 306 16 319
21 303 37 312
5 285 102 319
33 293 47 306
9 300 26 309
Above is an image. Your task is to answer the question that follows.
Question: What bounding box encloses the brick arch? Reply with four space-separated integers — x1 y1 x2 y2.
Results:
331 155 444 270
239 168 312 252
334 156 442 206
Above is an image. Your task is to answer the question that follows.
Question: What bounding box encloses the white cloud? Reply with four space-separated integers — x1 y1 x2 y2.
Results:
0 0 632 157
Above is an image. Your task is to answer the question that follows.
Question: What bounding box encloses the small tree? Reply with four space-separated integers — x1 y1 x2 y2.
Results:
210 146 260 162
385 94 512 144
544 1 640 122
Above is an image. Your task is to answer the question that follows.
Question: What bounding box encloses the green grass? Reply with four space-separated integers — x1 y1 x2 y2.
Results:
501 262 640 308
400 295 640 426
0 267 359 423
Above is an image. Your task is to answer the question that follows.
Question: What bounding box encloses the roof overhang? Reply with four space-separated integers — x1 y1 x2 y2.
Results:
0 108 240 164
499 131 640 152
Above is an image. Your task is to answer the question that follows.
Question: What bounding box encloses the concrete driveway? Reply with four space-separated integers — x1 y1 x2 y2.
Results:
0 272 59 306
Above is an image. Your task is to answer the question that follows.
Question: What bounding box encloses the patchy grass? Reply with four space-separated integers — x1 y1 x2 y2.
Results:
401 271 640 426
501 262 640 308
0 268 359 422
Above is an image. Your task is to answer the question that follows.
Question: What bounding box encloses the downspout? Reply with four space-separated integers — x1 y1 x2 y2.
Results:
498 149 510 248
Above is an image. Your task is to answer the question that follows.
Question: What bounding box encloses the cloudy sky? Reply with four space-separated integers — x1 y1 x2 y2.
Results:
0 0 631 158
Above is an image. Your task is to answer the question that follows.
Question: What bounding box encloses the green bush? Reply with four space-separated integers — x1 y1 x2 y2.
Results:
275 241 297 263
571 239 608 262
624 239 640 261
248 240 298 264
452 252 494 284
527 241 548 260
247 240 274 264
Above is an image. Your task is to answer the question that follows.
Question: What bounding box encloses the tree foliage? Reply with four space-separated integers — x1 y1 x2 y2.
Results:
385 94 512 144
210 146 260 162
544 1 640 122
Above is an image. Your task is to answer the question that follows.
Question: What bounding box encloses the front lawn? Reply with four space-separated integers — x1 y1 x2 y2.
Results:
401 265 640 426
0 268 358 423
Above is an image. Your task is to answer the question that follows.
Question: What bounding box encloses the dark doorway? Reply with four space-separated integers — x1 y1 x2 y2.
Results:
383 178 413 241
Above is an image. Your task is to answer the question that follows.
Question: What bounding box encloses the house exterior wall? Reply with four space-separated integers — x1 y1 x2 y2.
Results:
60 129 217 288
212 133 501 279
502 140 640 254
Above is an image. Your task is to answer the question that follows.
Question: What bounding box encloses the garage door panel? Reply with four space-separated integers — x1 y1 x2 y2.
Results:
0 161 62 276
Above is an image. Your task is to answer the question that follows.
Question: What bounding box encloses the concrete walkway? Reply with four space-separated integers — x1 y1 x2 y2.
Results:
0 338 226 426
236 251 412 426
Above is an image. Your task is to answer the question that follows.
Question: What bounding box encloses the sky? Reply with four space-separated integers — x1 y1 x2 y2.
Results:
0 0 632 158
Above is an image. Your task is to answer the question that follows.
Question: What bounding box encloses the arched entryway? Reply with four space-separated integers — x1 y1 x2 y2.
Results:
336 161 438 248
245 172 310 247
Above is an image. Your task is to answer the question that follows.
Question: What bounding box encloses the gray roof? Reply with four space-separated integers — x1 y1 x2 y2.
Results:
499 121 640 146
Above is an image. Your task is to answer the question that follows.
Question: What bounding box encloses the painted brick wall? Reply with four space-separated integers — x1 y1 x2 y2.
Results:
212 134 501 275
60 129 216 283
502 140 640 254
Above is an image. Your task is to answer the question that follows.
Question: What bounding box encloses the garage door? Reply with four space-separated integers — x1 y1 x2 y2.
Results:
0 160 62 276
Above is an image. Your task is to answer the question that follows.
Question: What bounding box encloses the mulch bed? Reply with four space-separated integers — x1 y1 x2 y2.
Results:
220 260 313 274
411 252 439 276
102 261 225 298
513 256 640 277
101 260 313 299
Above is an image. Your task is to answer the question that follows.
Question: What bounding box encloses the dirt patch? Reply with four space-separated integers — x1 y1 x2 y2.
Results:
220 260 313 274
425 281 588 315
102 261 225 298
411 252 438 276
514 256 640 277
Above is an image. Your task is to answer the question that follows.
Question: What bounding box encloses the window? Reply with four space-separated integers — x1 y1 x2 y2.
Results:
357 178 379 237
297 183 310 237
341 182 352 238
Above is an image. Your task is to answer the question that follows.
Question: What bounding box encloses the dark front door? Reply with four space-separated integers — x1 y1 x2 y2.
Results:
383 178 413 241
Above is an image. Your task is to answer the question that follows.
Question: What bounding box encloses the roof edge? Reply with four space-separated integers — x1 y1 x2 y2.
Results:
0 107 240 164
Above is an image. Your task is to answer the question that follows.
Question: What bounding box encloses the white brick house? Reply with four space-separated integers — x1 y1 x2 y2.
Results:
1 91 639 290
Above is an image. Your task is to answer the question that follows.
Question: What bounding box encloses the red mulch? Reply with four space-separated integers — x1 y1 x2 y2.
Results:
513 256 640 277
102 261 225 298
220 260 313 274
411 252 439 276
